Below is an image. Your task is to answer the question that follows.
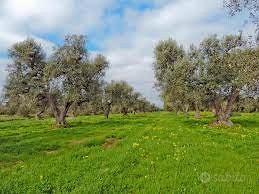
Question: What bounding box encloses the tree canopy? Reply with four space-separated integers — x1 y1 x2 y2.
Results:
103 80 158 118
4 35 109 126
2 35 157 126
154 33 259 126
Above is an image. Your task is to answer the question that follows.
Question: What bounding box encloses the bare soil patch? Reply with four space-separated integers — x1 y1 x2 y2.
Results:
102 138 120 149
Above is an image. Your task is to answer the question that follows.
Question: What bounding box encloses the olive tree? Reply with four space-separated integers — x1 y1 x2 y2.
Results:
200 34 259 125
154 39 185 110
46 35 108 126
103 81 134 118
103 80 155 118
154 39 205 117
4 38 47 117
154 33 258 125
187 45 207 118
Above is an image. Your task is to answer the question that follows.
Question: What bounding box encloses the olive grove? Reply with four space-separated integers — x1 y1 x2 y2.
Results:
154 33 259 126
1 35 157 126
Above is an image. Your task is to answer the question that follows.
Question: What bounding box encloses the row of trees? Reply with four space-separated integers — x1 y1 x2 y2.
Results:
103 81 158 118
0 0 257 127
71 80 158 118
0 35 158 126
154 33 259 126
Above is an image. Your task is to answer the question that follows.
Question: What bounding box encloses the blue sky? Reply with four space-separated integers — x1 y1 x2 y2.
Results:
0 0 254 106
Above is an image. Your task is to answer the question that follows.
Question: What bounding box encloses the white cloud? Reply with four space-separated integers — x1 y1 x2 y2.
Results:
0 28 24 53
31 37 56 56
102 0 249 106
0 0 115 52
0 0 251 106
0 0 114 34
0 0 115 95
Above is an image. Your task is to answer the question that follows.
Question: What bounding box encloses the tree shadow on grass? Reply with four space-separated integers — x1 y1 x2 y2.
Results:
230 119 259 129
182 117 211 128
69 118 147 129
0 116 28 123
183 114 259 130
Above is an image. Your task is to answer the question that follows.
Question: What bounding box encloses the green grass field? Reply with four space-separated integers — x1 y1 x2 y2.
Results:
0 112 258 193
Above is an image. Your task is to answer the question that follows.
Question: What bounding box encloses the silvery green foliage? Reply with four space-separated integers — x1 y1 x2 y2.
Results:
103 81 156 117
4 38 47 116
47 35 109 125
154 33 259 125
154 39 185 90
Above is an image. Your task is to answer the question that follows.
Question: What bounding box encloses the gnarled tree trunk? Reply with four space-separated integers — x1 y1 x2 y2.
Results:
213 90 239 126
35 93 48 119
35 109 45 120
48 94 73 127
104 101 112 119
121 107 128 116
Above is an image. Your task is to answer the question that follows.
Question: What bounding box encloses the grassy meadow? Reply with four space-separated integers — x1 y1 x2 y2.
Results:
0 112 258 193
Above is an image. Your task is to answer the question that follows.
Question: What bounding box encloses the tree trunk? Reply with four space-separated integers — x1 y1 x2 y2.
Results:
224 90 239 119
48 94 73 127
57 101 73 127
213 96 222 118
214 112 233 126
48 94 60 123
35 109 45 120
35 94 48 120
104 108 110 119
104 102 112 119
213 90 239 126
183 104 189 117
121 107 128 115
72 104 78 118
194 102 201 119
57 115 67 126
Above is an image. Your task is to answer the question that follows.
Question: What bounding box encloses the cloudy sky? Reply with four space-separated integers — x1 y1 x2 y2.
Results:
0 0 252 106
